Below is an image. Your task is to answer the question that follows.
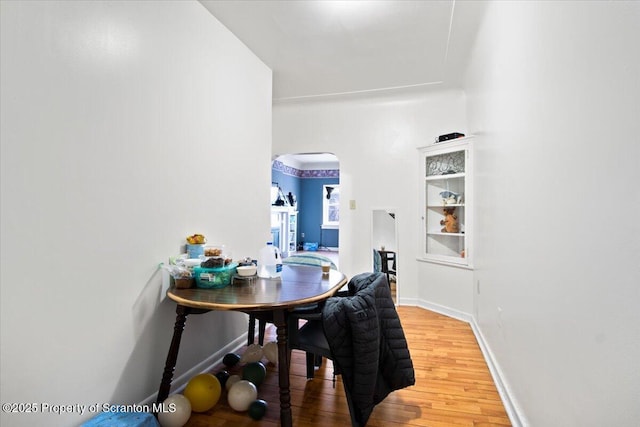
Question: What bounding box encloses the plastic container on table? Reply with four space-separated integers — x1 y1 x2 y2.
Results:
193 263 238 289
257 242 282 279
186 243 205 259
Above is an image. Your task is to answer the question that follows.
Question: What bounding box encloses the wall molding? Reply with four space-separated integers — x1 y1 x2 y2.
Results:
403 298 473 323
273 159 339 178
273 159 303 177
299 169 340 178
401 298 526 427
469 317 526 427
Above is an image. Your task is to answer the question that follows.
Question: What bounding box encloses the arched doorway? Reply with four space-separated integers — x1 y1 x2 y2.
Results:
271 153 340 266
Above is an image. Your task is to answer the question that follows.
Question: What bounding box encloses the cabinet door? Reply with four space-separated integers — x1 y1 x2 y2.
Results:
420 138 472 267
288 213 297 253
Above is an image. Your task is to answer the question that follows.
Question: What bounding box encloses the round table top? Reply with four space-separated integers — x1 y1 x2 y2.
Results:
167 264 347 312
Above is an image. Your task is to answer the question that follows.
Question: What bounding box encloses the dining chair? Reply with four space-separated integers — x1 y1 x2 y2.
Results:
373 249 395 288
286 297 342 380
288 271 414 427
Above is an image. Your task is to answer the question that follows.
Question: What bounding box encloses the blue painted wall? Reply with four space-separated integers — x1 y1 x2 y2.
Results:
272 168 301 206
272 162 339 249
299 177 339 247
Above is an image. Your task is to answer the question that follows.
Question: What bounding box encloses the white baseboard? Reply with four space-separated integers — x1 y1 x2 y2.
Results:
469 318 526 427
405 298 473 323
398 298 525 427
140 332 248 405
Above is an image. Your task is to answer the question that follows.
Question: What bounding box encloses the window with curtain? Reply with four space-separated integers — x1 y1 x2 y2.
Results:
322 185 339 229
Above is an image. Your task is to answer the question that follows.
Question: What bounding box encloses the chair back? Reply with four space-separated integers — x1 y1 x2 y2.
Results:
372 249 382 273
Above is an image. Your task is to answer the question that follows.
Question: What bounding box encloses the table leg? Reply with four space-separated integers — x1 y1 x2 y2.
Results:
248 314 256 346
156 305 190 404
156 305 209 405
273 309 292 427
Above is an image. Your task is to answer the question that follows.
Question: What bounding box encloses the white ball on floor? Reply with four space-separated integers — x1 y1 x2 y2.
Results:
158 394 191 427
240 343 264 364
225 374 242 391
263 341 278 365
227 380 258 412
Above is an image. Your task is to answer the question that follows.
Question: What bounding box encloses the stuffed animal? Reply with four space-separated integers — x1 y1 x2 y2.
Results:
440 207 459 233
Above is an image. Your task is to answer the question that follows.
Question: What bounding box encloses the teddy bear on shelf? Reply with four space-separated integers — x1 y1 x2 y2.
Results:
440 207 459 233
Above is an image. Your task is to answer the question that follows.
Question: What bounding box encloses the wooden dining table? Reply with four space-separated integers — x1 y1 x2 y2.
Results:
156 264 347 427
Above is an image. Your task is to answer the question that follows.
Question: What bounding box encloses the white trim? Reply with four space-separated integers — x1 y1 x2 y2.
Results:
273 80 444 103
321 224 339 230
416 134 475 151
139 330 248 405
410 298 473 323
469 318 526 427
416 256 474 270
397 296 421 307
398 298 525 427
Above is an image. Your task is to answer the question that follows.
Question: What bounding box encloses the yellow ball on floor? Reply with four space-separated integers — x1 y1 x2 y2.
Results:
183 373 221 413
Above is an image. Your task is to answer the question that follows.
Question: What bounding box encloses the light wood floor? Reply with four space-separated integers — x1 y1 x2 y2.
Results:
185 306 511 427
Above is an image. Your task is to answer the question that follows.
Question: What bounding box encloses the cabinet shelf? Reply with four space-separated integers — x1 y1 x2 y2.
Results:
425 172 465 181
427 231 465 236
419 137 473 267
427 204 465 208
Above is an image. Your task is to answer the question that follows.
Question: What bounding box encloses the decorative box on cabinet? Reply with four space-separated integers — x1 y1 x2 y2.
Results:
419 136 473 268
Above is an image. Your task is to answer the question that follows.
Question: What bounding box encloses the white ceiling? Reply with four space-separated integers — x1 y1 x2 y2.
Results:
276 153 339 170
200 0 486 102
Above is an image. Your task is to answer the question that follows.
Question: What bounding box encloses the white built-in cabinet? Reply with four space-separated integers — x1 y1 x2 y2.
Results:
271 207 297 258
419 137 473 268
288 211 297 254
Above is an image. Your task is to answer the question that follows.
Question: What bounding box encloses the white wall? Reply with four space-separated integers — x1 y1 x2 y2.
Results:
0 1 271 426
464 1 640 425
273 89 469 307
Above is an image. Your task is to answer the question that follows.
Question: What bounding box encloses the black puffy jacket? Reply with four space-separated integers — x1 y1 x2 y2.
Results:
322 272 415 426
